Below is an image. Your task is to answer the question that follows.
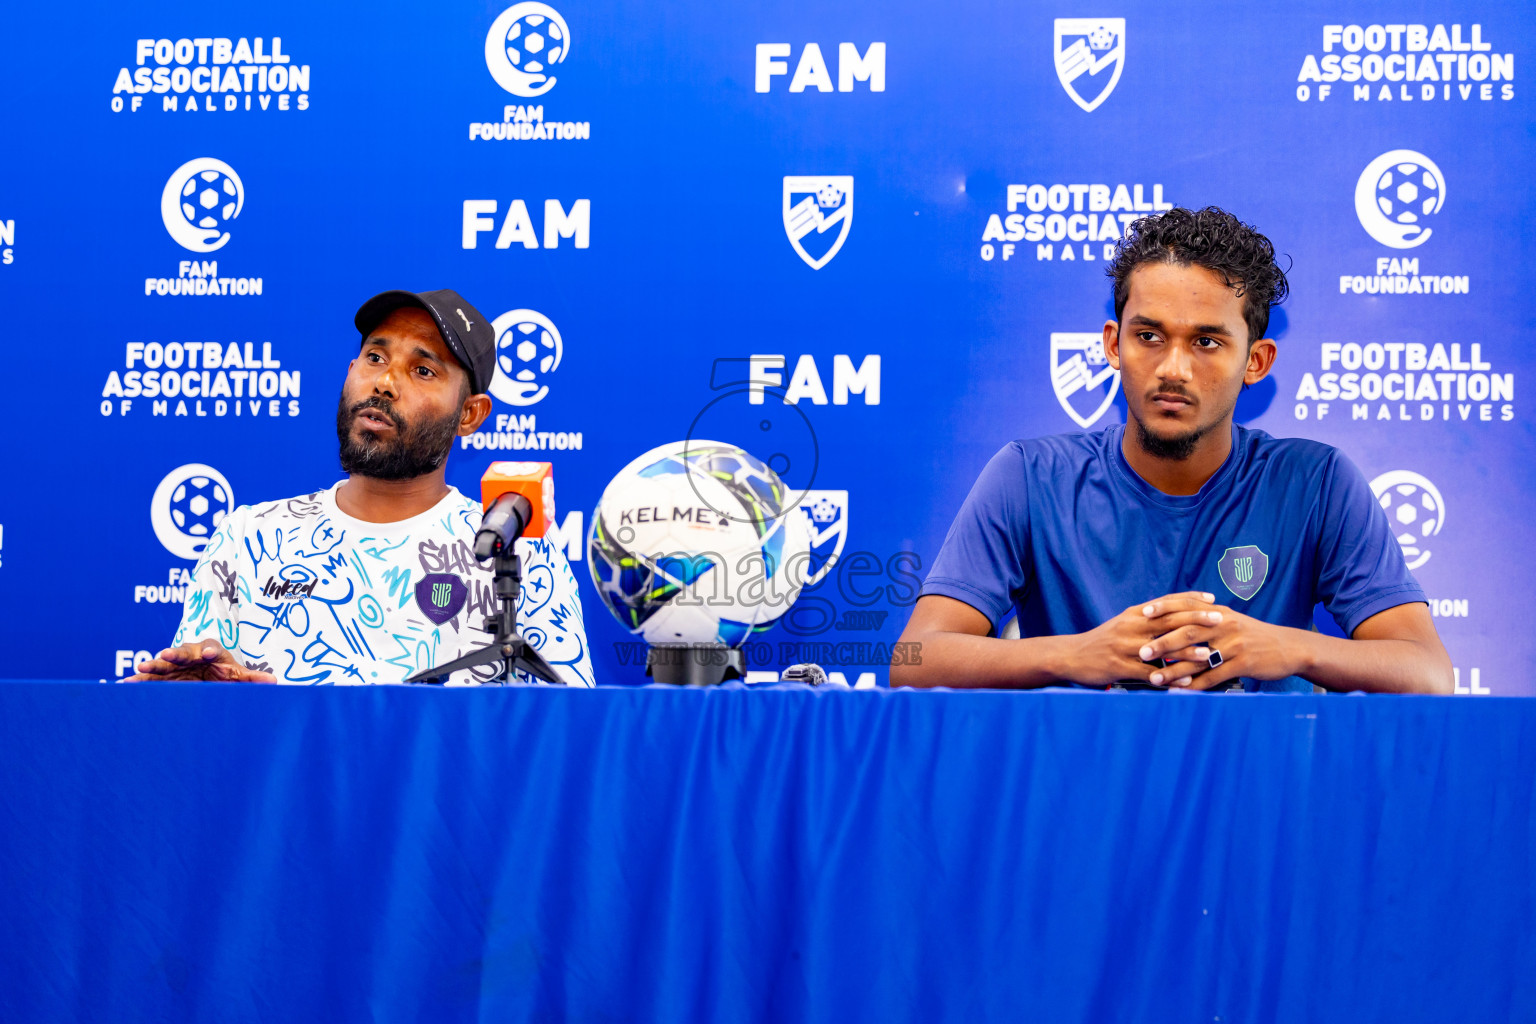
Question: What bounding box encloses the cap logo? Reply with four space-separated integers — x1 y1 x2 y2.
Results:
456 308 472 332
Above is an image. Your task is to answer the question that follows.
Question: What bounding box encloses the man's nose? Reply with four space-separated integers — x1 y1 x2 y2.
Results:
1155 343 1193 382
373 364 400 398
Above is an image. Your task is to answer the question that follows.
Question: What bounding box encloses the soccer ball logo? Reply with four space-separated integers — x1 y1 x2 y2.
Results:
488 308 564 407
1354 149 1446 249
505 12 564 74
160 157 245 253
1375 164 1440 225
485 3 571 98
1370 470 1445 571
182 171 239 232
1087 24 1116 50
807 497 839 523
151 463 236 561
816 184 843 209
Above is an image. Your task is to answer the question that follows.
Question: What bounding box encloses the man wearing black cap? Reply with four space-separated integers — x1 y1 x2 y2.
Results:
126 290 594 686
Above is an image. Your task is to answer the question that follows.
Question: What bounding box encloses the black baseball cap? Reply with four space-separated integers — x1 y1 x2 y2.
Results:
353 289 496 394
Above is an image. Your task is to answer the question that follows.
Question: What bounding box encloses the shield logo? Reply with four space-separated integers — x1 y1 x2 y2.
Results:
1217 546 1269 601
783 176 854 269
1053 19 1126 113
1050 333 1120 428
414 573 468 625
795 489 849 587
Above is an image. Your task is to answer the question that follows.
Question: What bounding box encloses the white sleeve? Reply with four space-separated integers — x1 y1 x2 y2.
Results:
171 505 249 658
514 534 596 687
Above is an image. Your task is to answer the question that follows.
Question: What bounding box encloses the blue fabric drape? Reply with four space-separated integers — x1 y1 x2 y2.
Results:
2 682 1532 1022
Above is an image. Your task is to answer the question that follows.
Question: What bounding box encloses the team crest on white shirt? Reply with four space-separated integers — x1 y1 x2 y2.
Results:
416 573 468 624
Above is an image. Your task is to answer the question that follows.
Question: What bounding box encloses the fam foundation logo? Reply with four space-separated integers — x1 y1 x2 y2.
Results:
110 37 311 114
1053 19 1125 112
1355 150 1445 249
981 181 1172 264
472 3 589 142
1339 149 1468 297
151 463 235 561
1294 23 1514 105
1051 333 1120 428
1369 470 1444 570
783 176 853 269
162 158 243 252
486 3 569 97
490 309 563 406
150 159 263 297
462 308 583 453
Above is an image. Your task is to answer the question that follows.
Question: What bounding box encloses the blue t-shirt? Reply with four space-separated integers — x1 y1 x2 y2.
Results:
922 424 1426 692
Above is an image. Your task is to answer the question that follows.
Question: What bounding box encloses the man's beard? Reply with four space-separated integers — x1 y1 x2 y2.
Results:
336 393 461 480
1133 416 1206 461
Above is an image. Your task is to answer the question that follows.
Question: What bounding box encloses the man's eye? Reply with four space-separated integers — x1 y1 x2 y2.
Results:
1196 337 1220 349
415 366 436 378
1138 332 1158 343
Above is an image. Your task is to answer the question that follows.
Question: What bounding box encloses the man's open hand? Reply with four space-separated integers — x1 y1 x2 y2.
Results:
1061 592 1228 687
1137 603 1298 690
123 640 277 683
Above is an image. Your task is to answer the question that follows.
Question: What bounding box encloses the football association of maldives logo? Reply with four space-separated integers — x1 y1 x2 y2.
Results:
1053 19 1125 112
161 158 244 253
783 176 853 269
1050 333 1120 428
796 490 849 587
1218 545 1269 601
485 3 570 97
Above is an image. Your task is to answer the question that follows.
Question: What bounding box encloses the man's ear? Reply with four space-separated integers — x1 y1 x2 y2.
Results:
459 393 493 435
1245 338 1277 385
1103 320 1121 370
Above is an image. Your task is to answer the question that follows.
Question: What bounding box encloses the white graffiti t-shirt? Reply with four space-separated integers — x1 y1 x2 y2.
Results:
172 483 594 686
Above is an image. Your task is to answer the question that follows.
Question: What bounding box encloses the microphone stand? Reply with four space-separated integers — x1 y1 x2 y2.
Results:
405 545 565 686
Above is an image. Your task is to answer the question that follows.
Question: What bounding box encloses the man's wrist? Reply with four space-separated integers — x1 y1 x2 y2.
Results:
1277 623 1320 680
1027 633 1077 685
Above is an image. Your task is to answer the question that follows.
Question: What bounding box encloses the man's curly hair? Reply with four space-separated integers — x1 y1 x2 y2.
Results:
1107 207 1289 344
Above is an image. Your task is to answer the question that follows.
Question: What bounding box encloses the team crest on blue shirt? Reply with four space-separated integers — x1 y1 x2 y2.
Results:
415 573 468 625
1218 546 1269 601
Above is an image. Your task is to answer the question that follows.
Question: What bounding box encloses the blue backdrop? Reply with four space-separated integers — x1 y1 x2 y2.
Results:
1 1 1529 690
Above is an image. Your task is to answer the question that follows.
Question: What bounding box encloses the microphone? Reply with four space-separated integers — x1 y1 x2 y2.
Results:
474 461 554 560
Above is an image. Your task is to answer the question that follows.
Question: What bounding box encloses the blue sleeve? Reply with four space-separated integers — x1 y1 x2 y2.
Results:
1314 450 1427 635
920 444 1030 631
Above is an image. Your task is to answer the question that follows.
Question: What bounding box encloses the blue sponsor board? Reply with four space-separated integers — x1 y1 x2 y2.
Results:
0 2 1529 692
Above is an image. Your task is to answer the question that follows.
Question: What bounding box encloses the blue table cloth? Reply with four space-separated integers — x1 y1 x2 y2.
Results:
1 682 1532 1022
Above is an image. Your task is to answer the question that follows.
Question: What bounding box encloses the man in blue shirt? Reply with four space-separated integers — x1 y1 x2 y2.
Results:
894 207 1451 693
